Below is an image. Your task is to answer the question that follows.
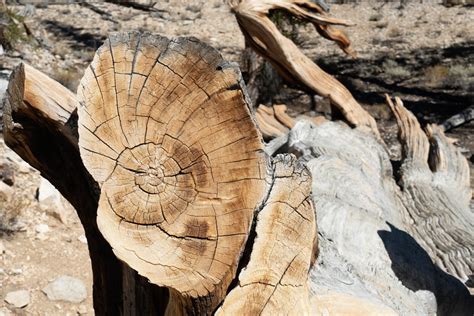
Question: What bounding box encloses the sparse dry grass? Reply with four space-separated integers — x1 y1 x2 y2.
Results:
424 64 474 90
51 67 82 92
383 60 410 79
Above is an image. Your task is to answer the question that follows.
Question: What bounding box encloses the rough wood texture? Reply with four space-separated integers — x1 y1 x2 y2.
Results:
229 0 379 136
387 96 473 283
77 32 270 313
284 97 473 315
218 154 316 315
4 31 472 315
3 63 169 315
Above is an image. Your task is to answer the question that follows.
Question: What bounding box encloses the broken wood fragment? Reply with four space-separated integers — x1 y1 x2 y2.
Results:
218 154 316 315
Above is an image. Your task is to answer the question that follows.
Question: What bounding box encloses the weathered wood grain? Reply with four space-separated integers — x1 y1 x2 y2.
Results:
229 0 380 136
77 32 272 313
218 154 316 315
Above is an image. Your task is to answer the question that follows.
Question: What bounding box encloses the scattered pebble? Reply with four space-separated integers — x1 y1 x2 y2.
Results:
0 241 5 254
0 160 15 186
77 234 87 244
37 178 69 223
4 289 30 308
35 223 50 234
10 268 23 275
77 304 88 315
42 275 87 303
0 306 13 316
0 182 14 201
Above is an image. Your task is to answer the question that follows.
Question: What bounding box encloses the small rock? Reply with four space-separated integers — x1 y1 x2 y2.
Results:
4 289 30 308
35 223 50 234
42 275 87 303
77 304 88 315
77 234 87 244
0 307 13 316
37 178 67 223
0 240 5 254
0 160 15 186
10 268 22 275
0 182 14 201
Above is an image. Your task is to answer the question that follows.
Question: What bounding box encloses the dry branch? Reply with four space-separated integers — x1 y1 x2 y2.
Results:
230 0 380 137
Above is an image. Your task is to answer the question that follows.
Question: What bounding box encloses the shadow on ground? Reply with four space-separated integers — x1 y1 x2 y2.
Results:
316 41 474 123
42 20 106 52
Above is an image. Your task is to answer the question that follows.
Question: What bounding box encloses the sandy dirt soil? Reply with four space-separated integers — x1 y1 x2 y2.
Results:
0 1 472 315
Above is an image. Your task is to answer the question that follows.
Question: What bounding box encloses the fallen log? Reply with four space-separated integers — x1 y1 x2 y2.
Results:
441 104 474 132
283 97 473 315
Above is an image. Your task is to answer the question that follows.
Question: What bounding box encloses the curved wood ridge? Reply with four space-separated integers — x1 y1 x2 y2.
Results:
77 32 270 311
218 154 316 315
230 0 380 137
387 96 473 283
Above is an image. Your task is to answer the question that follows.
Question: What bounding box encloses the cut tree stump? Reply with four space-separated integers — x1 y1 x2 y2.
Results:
3 33 317 315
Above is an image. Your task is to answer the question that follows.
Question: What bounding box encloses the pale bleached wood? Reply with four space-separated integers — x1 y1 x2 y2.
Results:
286 97 473 315
217 154 316 315
387 96 473 283
229 0 380 137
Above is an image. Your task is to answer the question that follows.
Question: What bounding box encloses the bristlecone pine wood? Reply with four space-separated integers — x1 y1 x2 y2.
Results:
285 97 473 315
229 0 379 137
3 33 473 315
76 32 316 314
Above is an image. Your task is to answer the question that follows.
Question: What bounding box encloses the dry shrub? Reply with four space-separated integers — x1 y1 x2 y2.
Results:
383 60 410 79
423 64 473 90
443 64 474 90
0 190 29 235
0 6 28 49
424 65 450 87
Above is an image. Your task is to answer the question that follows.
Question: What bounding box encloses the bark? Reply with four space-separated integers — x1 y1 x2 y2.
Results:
3 33 317 315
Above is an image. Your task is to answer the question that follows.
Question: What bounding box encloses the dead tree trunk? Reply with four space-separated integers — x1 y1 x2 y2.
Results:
3 32 472 315
3 33 316 315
